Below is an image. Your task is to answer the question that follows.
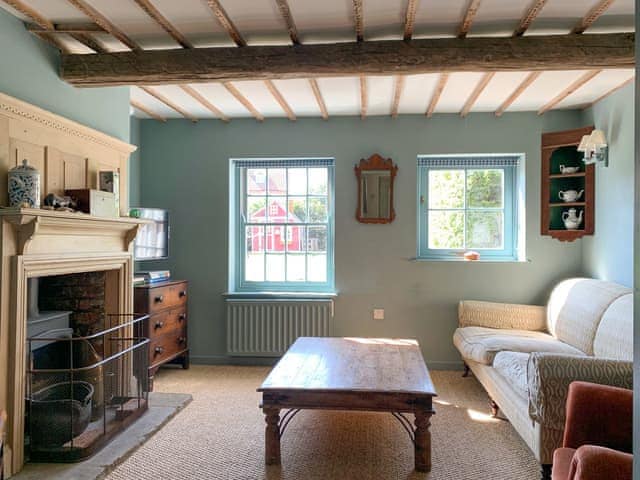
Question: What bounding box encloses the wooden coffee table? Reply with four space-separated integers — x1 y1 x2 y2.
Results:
258 337 437 472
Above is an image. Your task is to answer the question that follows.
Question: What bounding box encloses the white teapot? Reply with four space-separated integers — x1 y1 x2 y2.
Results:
559 165 580 174
562 208 583 230
558 189 584 202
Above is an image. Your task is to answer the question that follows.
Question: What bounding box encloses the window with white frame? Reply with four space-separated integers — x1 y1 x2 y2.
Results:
417 155 523 260
231 158 335 292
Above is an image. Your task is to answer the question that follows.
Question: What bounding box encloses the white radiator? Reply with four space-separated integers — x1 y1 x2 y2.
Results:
226 299 334 356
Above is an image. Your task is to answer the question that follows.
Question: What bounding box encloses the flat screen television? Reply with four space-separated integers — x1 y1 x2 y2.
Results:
131 208 169 261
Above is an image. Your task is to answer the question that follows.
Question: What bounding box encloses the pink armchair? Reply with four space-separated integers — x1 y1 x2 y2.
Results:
552 381 632 480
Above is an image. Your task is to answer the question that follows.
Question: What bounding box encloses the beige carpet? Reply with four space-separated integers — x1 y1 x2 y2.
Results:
105 366 539 480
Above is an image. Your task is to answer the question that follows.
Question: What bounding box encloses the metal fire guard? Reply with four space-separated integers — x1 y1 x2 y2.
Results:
26 313 150 463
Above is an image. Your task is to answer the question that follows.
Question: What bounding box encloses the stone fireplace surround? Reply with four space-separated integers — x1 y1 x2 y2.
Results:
0 208 145 477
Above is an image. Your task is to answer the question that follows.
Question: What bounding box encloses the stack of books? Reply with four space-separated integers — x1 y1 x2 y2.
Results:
134 270 171 285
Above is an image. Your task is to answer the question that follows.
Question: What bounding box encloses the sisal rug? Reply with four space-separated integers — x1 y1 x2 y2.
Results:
105 366 539 480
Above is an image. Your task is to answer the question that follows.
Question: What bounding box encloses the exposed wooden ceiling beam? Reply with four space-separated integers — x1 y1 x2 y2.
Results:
61 33 634 87
309 79 329 120
513 0 549 37
1 0 71 52
458 0 482 39
130 99 166 122
585 75 634 107
205 0 246 47
403 0 419 42
69 32 107 53
179 85 229 122
391 75 406 118
426 73 449 118
359 75 367 119
265 80 296 121
538 70 602 115
274 0 300 45
139 86 198 122
495 71 541 116
571 0 615 34
66 0 142 52
27 22 105 34
352 0 364 42
223 82 264 121
133 0 193 48
461 72 494 117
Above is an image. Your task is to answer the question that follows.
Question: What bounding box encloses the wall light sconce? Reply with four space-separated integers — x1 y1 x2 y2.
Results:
577 129 608 167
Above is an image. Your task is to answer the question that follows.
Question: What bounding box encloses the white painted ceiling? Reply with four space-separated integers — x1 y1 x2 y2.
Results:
1 0 635 121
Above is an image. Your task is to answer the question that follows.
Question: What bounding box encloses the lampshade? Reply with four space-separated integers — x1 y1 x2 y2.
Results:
577 135 591 152
589 129 607 147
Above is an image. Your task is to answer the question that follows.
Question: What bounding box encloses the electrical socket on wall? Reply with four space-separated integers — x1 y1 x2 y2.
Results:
373 308 385 320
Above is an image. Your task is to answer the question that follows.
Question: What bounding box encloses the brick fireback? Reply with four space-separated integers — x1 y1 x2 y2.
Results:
39 272 106 340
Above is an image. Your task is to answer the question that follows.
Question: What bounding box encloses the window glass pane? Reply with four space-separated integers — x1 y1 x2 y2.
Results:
245 226 264 281
287 197 307 223
285 226 305 252
467 169 503 208
307 226 327 252
428 210 464 249
247 169 266 195
467 211 503 249
267 168 286 195
308 197 328 223
308 168 328 195
286 254 306 281
307 254 327 282
267 198 286 223
266 225 286 252
266 254 285 281
288 168 307 195
247 197 266 223
428 170 464 209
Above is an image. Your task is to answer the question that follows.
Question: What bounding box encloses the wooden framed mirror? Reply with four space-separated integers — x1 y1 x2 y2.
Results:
355 154 398 224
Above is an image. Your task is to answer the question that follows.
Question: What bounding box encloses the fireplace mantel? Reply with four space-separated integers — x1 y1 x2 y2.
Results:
0 209 147 477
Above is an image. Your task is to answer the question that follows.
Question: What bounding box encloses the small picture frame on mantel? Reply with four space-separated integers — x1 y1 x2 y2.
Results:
99 171 120 215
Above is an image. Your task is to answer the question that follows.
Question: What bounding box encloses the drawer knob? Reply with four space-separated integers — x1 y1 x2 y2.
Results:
154 321 164 329
154 346 164 355
155 295 164 303
179 313 187 321
179 290 187 298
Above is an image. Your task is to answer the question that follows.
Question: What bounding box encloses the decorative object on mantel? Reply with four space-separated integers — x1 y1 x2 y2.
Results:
8 159 41 208
577 129 608 167
541 127 595 242
43 193 77 211
355 153 398 224
65 189 118 218
99 171 120 213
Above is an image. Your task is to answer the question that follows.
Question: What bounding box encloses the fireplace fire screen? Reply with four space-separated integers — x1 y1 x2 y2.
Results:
25 314 150 462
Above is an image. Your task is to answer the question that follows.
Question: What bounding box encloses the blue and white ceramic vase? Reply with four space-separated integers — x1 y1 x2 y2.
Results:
8 159 40 208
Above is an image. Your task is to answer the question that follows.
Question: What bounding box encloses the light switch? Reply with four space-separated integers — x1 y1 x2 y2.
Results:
373 308 385 320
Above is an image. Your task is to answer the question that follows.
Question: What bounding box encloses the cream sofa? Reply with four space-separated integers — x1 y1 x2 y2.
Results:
453 278 633 479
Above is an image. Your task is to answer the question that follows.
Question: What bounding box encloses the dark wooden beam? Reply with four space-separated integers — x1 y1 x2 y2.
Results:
274 0 300 45
352 0 363 42
133 0 193 48
513 0 549 37
2 0 69 52
60 33 635 87
458 0 482 39
27 22 105 34
69 32 107 53
571 0 615 34
403 0 419 42
205 0 246 47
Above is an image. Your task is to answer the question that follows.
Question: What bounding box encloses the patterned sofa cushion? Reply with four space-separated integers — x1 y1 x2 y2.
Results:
593 294 633 361
493 351 530 399
453 326 584 365
547 278 631 355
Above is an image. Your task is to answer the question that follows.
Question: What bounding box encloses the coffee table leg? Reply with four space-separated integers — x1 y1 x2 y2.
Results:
264 407 281 465
414 409 432 472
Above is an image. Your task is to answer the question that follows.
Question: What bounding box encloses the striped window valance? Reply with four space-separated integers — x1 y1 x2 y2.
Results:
233 158 334 168
418 155 521 168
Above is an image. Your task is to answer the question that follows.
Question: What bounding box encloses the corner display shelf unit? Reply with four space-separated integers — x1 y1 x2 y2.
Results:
541 126 595 242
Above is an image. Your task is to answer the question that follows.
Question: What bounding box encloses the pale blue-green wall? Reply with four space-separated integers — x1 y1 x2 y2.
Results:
129 117 142 206
0 8 130 141
139 111 588 367
581 83 635 287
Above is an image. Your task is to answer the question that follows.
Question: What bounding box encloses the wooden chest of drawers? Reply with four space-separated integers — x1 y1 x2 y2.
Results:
134 280 189 389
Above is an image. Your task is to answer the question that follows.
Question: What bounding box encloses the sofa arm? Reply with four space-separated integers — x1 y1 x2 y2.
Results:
563 381 632 452
568 446 632 480
458 300 546 331
527 353 633 431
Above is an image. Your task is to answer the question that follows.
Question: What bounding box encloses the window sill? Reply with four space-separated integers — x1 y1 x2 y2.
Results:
223 291 338 300
410 256 529 263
